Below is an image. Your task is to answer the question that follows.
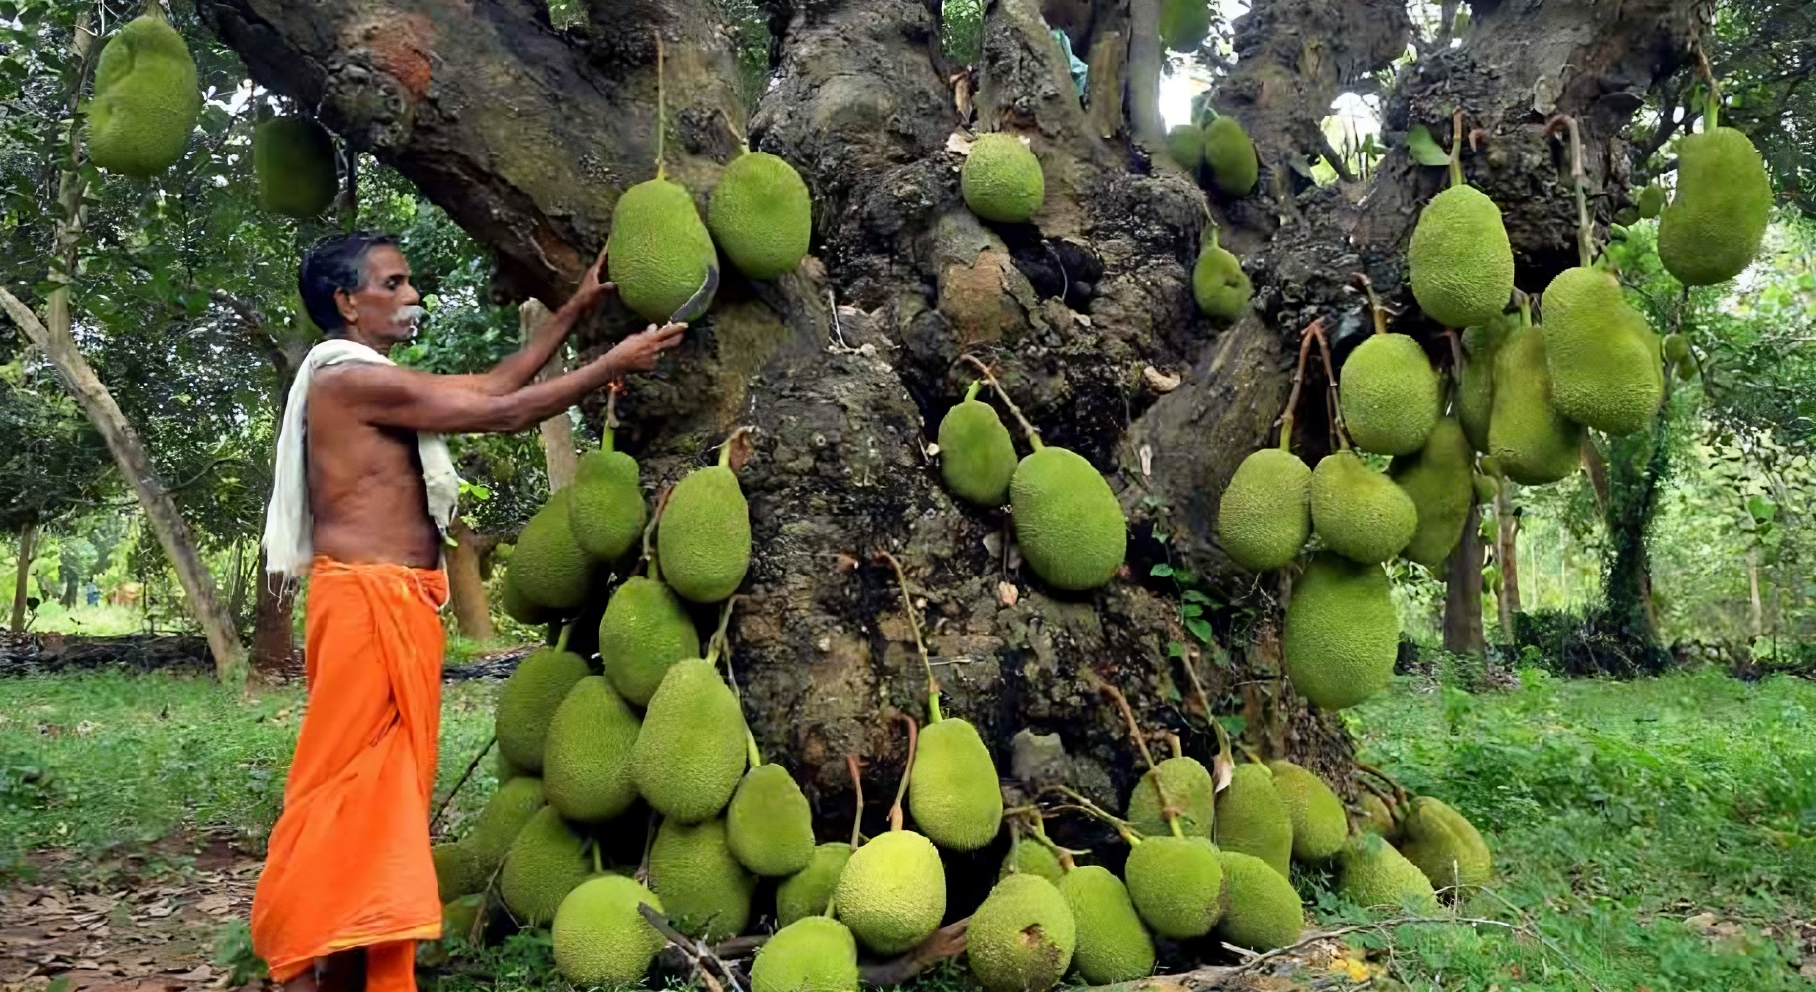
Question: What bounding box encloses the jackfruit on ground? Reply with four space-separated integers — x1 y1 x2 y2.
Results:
543 676 642 824
1159 0 1210 53
495 642 590 775
1263 760 1346 863
1124 835 1223 939
606 176 719 323
434 842 484 903
551 874 667 988
1397 796 1491 893
1203 116 1258 197
1356 792 1399 841
1408 185 1515 328
833 830 946 955
1337 833 1438 913
1167 124 1204 171
1309 451 1416 565
465 776 547 874
631 658 748 823
1125 756 1214 839
507 498 595 615
1637 183 1665 220
1458 316 1512 452
500 807 592 926
1213 764 1293 878
1541 266 1664 437
909 717 1004 851
1057 865 1154 985
566 445 646 563
777 843 853 926
1489 324 1584 485
1657 127 1772 286
1213 850 1304 951
597 575 700 707
966 874 1076 992
254 117 337 219
939 384 1018 507
1217 448 1311 572
708 151 812 280
648 816 756 942
1010 445 1127 590
1341 334 1439 456
999 838 1065 883
964 133 1045 224
1282 552 1398 710
750 915 860 992
1390 417 1474 568
727 762 816 876
86 15 202 177
657 454 751 603
1193 230 1252 321
441 894 485 946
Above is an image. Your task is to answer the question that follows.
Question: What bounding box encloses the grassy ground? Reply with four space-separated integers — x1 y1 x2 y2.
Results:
10 601 156 636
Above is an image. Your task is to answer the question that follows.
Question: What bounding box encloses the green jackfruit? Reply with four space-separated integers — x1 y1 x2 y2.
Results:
1458 316 1512 452
1356 792 1399 841
1489 324 1583 485
1214 850 1303 951
657 447 751 603
1657 127 1772 286
495 639 590 775
1263 761 1346 862
708 151 812 280
1167 124 1204 171
1408 185 1515 328
649 816 756 942
1397 796 1491 893
434 842 483 902
1214 764 1292 878
1217 448 1311 573
1057 865 1154 985
86 15 202 177
1203 116 1258 197
1193 227 1252 321
1542 267 1664 437
1123 835 1223 939
632 658 748 823
597 575 700 707
1010 445 1127 590
501 807 591 926
466 776 547 874
1663 333 1690 364
507 498 595 615
1159 0 1210 53
777 844 853 926
999 838 1064 884
909 717 1004 851
1337 833 1437 913
1473 472 1495 505
1341 334 1439 456
551 874 667 988
939 382 1018 507
963 133 1045 224
751 915 860 992
441 894 485 946
1282 552 1398 710
499 574 555 627
567 443 647 563
967 874 1076 992
607 176 719 323
1637 184 1665 220
1309 451 1416 565
543 676 642 824
253 117 337 218
496 749 533 784
1390 418 1474 568
727 762 816 877
1125 756 1215 839
834 830 946 955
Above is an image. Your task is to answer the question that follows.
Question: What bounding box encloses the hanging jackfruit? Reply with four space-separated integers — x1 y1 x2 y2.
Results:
1167 124 1204 172
1263 760 1347 862
1390 417 1474 568
1124 835 1222 939
708 150 812 280
507 497 596 616
1213 763 1293 878
658 444 752 603
939 381 1018 507
999 838 1064 883
1309 450 1417 565
909 716 1004 851
1010 443 1127 590
1159 0 1210 53
1337 833 1438 913
1193 225 1252 321
542 676 642 824
495 633 590 774
434 843 483 903
567 437 647 563
631 657 748 823
834 829 947 955
1203 116 1258 197
1458 315 1512 452
1397 796 1492 893
750 915 860 992
500 807 591 926
966 874 1076 992
254 117 338 219
597 574 700 707
1217 447 1311 573
465 776 547 876
1408 184 1515 328
1657 126 1772 286
551 875 667 988
1125 756 1215 839
777 844 853 926
1341 333 1439 456
963 133 1045 224
1282 552 1398 710
85 14 202 177
1637 184 1666 219
607 175 719 323
1213 850 1304 951
1541 266 1664 437
1489 323 1583 485
648 816 756 942
1057 865 1155 985
727 761 816 877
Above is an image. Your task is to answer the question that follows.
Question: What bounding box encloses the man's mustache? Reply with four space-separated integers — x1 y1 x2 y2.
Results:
393 305 427 327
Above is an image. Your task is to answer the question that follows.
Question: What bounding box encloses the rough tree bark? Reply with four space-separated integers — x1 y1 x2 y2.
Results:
9 522 37 633
521 299 580 491
447 518 497 641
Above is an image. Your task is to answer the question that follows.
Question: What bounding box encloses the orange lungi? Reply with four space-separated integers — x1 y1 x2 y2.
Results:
252 557 449 991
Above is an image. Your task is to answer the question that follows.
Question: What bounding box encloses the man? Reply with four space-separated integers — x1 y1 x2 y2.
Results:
254 231 683 992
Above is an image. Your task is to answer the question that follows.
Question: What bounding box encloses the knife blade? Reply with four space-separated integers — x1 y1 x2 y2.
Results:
667 263 719 325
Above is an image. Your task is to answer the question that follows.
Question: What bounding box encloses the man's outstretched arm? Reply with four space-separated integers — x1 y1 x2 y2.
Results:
459 249 614 396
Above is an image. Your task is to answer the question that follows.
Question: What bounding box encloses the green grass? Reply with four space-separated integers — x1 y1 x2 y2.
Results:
13 600 152 635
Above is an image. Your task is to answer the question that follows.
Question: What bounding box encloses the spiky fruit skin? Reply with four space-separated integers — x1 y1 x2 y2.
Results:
1541 267 1664 437
1193 243 1252 321
1338 833 1438 913
1124 835 1223 939
495 647 590 774
1203 117 1258 197
909 718 1004 851
834 830 947 955
1458 316 1512 452
708 151 812 280
495 750 533 783
647 816 756 942
632 658 748 823
750 915 860 992
508 497 595 615
939 400 1018 507
1213 764 1293 878
1409 185 1515 329
1356 792 1400 842
727 763 816 877
1309 451 1417 565
597 576 700 707
1010 446 1127 590
466 776 547 872
1214 851 1304 951
1283 552 1398 710
777 844 852 926
498 574 553 627
253 117 337 218
1663 333 1690 364
1167 124 1204 171
1489 324 1584 485
1657 127 1772 286
552 875 667 988
966 874 1076 992
567 449 647 562
1390 418 1474 569
999 839 1065 884
1058 865 1155 985
434 843 483 902
1217 448 1311 572
1637 184 1665 220
543 677 642 824
501 807 591 926
963 133 1045 223
1341 334 1439 456
1125 756 1215 839
658 464 751 603
1158 0 1210 53
86 17 201 177
606 177 718 322
1398 797 1492 892
1263 761 1347 862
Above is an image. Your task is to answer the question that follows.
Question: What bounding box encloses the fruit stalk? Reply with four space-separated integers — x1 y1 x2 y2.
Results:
878 549 940 721
1277 316 1329 452
959 353 1043 449
1543 113 1593 269
889 714 918 832
1352 272 1387 335
846 752 865 850
1047 786 1143 847
1446 106 1465 189
1309 321 1349 451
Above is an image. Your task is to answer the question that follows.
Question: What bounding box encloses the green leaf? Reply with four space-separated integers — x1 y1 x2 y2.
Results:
1185 617 1213 643
1150 563 1174 578
1166 640 1185 658
1407 124 1452 167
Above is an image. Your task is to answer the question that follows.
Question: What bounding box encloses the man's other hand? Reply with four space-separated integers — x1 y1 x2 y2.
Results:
568 247 615 313
604 322 687 374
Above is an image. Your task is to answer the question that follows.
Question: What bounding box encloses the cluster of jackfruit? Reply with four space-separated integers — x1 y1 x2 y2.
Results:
1340 788 1491 910
1168 115 1259 198
85 13 203 178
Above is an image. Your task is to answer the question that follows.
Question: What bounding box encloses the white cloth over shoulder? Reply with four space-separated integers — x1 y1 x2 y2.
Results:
262 339 461 578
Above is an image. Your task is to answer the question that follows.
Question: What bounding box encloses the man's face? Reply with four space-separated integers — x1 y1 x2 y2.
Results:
334 244 422 343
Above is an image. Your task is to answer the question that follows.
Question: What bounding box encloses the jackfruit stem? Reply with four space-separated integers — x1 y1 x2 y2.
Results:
963 379 983 403
1446 107 1464 189
1166 731 1184 760
1048 786 1141 845
1169 815 1185 838
555 624 573 654
1544 114 1593 268
1025 817 1078 871
603 384 620 452
652 30 666 174
744 728 763 768
707 595 740 681
1354 760 1408 806
141 0 169 23
1309 322 1350 451
889 714 918 832
1694 44 1721 129
959 353 1042 447
1277 317 1327 452
1516 290 1532 329
846 752 865 850
879 550 940 718
638 484 671 579
1352 272 1387 335
1094 676 1155 769
592 839 604 875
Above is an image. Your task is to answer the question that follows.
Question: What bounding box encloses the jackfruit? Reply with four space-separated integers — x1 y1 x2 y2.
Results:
777 844 853 926
85 15 202 177
966 874 1076 992
551 874 667 988
567 441 647 563
1159 0 1210 53
1309 451 1416 565
543 676 642 824
1057 865 1154 985
939 381 1018 507
1458 316 1511 452
507 498 596 616
1213 764 1292 878
1637 183 1665 220
999 838 1064 884
254 117 337 218
1282 552 1398 710
1397 796 1491 893
1663 332 1689 365
1213 850 1304 951
597 574 700 707
1125 756 1215 840
1167 124 1204 171
434 842 483 902
499 575 555 627
1473 472 1495 505
1123 835 1222 939
1356 792 1399 841
500 807 591 926
963 133 1045 224
910 717 1004 851
648 816 756 942
441 894 485 946
727 761 816 876
1336 833 1437 913
750 915 860 992
1541 266 1664 437
1489 324 1583 485
1203 116 1258 197
466 776 548 875
1193 226 1252 321
495 637 590 774
1657 127 1772 286
1010 444 1127 590
708 151 812 280
1263 760 1346 862
1408 184 1515 328
607 175 719 323
1341 334 1439 456
496 749 533 784
1217 448 1311 572
1390 418 1474 568
657 445 751 603
833 830 946 955
631 658 748 823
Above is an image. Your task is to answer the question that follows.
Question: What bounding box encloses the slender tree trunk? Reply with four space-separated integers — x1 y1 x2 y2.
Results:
522 299 579 491
1443 502 1484 656
1494 488 1520 632
1747 546 1763 638
251 551 298 674
446 518 495 641
10 522 37 633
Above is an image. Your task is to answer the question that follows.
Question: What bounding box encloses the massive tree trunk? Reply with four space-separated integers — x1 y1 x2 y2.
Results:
447 518 497 640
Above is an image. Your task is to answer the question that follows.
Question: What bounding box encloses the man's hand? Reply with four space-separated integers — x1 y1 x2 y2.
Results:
602 322 687 374
566 246 615 314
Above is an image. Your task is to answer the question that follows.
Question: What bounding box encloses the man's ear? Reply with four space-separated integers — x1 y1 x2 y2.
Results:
335 288 359 326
